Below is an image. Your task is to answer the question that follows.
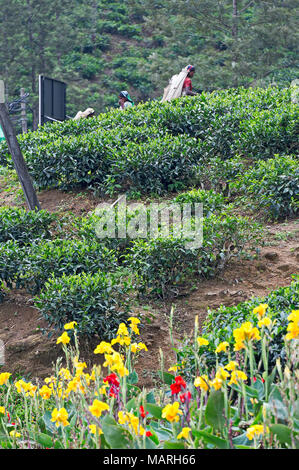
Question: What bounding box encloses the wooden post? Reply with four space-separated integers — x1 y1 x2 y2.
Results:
0 81 40 211
20 88 28 134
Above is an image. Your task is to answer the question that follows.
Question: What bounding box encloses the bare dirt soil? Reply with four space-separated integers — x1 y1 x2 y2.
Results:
0 187 298 386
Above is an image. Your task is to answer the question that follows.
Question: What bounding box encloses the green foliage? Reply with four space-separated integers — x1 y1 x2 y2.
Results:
0 208 56 245
198 156 245 195
34 271 132 339
125 213 261 297
173 188 226 217
232 155 299 220
1 0 298 129
1 87 296 197
0 239 118 295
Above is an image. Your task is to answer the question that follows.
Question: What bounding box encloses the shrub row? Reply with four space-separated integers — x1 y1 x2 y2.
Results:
0 239 118 294
1 127 200 195
0 87 297 193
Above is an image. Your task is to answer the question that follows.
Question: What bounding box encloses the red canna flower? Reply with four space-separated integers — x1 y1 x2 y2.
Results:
170 382 182 395
175 376 186 388
170 375 186 395
146 431 152 437
140 405 149 419
180 391 192 403
103 373 120 387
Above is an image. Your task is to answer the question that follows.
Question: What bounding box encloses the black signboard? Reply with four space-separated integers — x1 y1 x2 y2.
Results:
39 75 66 126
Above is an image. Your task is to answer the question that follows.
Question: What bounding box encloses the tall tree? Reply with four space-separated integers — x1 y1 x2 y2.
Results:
0 0 82 129
135 0 298 91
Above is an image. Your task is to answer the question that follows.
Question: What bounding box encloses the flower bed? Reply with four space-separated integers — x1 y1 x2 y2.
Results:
0 305 298 449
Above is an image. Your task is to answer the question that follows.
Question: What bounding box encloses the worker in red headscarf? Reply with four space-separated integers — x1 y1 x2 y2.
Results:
182 65 197 97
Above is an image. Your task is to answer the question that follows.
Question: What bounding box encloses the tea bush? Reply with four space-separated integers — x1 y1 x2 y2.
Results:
0 241 24 290
0 208 56 245
0 239 118 295
125 213 262 297
99 134 201 196
34 271 132 338
232 155 299 220
173 188 227 217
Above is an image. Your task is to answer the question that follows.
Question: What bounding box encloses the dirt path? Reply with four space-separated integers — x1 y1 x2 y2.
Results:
0 187 298 386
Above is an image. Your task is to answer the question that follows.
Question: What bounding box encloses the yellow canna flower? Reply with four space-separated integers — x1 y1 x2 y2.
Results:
128 317 140 325
197 337 209 347
9 430 21 438
39 385 52 400
103 351 123 368
285 311 299 340
246 424 269 440
117 323 129 337
64 376 81 396
233 322 261 350
162 402 183 423
118 411 144 436
258 317 272 329
253 304 268 319
228 370 248 386
130 324 140 335
225 361 238 371
58 367 72 381
0 372 11 386
44 376 55 385
98 384 109 395
111 335 131 347
215 342 229 354
194 375 209 392
56 332 70 345
89 424 103 435
131 342 148 353
15 380 37 397
168 365 180 373
51 407 69 427
89 399 109 418
0 406 5 415
64 321 77 330
285 325 299 340
287 310 299 322
216 367 230 381
73 357 87 376
118 410 128 425
112 362 129 377
177 427 191 440
94 341 114 355
210 377 223 391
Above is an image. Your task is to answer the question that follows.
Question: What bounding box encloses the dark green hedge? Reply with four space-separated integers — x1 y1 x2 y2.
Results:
0 87 297 195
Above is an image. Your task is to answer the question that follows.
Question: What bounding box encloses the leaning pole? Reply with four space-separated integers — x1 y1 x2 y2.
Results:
0 80 40 211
